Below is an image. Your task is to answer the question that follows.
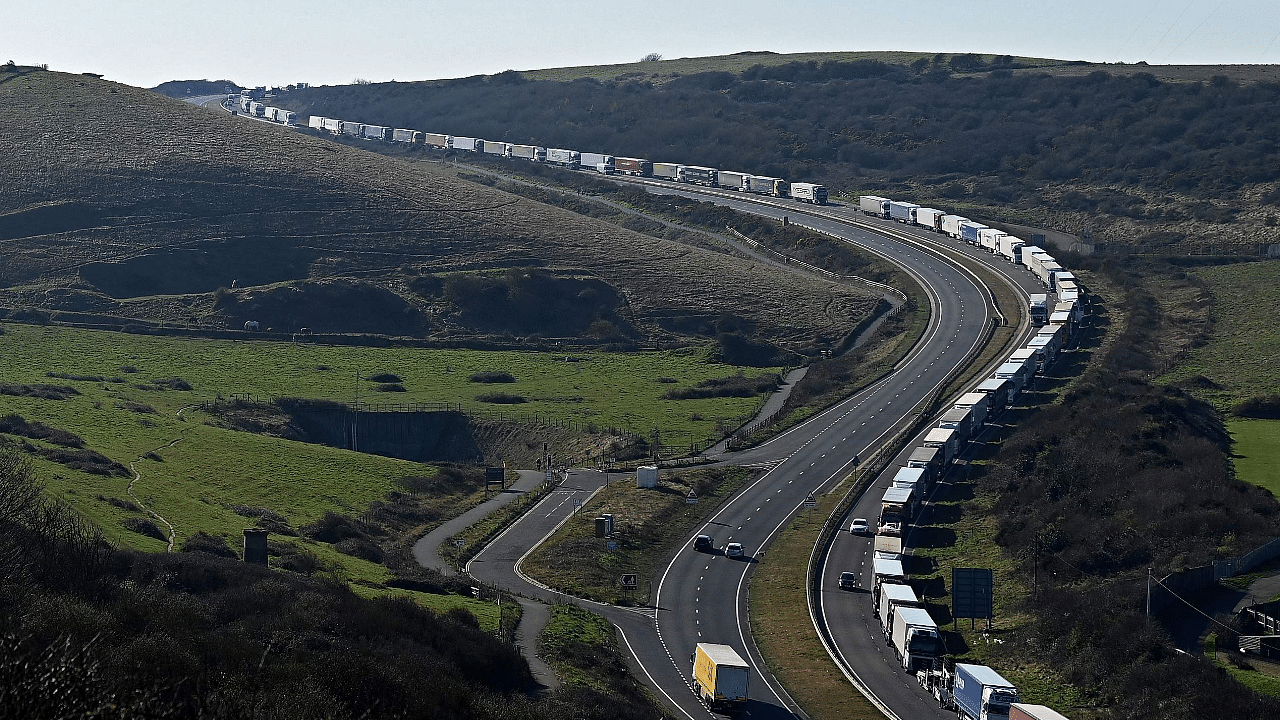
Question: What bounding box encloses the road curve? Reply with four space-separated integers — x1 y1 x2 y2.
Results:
464 181 999 720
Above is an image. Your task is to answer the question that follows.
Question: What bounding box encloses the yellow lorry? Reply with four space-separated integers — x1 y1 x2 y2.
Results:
692 643 750 713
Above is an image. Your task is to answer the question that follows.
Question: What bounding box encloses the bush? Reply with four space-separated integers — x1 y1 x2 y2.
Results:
468 371 516 383
304 511 372 544
475 392 527 404
334 537 384 562
182 531 238 558
375 383 406 392
122 517 166 541
1232 394 1280 419
368 372 402 383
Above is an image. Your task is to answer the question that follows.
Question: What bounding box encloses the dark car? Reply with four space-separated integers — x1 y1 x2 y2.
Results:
694 534 714 552
839 572 858 590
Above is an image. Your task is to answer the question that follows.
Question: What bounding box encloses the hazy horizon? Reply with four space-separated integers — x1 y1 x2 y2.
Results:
6 0 1280 89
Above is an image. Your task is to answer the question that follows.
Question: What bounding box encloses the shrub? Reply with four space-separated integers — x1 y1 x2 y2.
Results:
334 537 384 562
181 531 237 558
475 392 527 404
1232 394 1280 419
0 384 80 400
376 383 406 392
95 494 139 512
304 511 371 544
122 517 166 541
368 372 402 383
467 371 515 383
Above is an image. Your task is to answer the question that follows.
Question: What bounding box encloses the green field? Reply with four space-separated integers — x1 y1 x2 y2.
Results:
1162 262 1280 410
0 323 777 559
1229 419 1280 496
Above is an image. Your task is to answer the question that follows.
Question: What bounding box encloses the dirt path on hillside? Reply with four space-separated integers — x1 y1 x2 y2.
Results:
127 437 183 552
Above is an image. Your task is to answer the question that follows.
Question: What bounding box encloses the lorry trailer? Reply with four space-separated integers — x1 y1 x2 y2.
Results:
692 643 750 714
889 201 920 223
1009 704 1070 720
922 427 960 463
580 152 615 174
914 207 945 231
679 165 717 185
890 606 942 673
953 664 1020 720
877 582 920 624
860 195 891 217
392 128 424 144
450 136 481 152
613 156 651 176
510 144 547 161
790 182 828 204
546 148 581 167
483 140 511 156
423 132 450 148
717 170 750 191
960 222 989 246
747 175 788 196
941 214 969 238
652 162 681 180
362 124 391 141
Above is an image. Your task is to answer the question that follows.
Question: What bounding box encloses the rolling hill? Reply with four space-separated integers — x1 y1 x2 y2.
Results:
0 67 876 350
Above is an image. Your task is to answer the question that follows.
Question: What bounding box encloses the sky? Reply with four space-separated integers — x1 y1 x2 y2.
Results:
6 0 1280 88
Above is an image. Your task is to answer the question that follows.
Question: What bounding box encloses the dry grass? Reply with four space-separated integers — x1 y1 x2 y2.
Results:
749 479 883 720
0 69 876 348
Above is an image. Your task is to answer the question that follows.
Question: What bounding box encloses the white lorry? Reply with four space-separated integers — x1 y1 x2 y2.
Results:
890 606 942 673
546 148 580 167
790 182 828 204
859 195 891 217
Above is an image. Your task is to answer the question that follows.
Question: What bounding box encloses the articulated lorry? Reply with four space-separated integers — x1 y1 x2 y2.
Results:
952 664 1020 720
1028 294 1049 326
890 606 942 673
614 156 651 176
790 182 827 204
1009 704 1071 720
859 195 891 217
692 643 750 714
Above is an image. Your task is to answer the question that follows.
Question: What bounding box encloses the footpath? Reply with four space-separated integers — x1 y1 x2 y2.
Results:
412 469 560 692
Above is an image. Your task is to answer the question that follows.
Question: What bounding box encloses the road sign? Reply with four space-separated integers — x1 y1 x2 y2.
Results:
803 494 817 509
573 498 583 507
606 541 618 550
952 568 994 621
686 491 698 505
620 573 638 588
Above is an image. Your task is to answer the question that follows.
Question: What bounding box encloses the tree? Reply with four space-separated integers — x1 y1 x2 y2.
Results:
639 53 663 63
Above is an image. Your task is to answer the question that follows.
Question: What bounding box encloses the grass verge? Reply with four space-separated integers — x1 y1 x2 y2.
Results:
439 479 558 570
748 476 883 720
540 603 675 717
521 467 752 603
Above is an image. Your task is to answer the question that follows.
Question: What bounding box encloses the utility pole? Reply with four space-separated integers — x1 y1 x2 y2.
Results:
1146 567 1152 618
353 370 360 453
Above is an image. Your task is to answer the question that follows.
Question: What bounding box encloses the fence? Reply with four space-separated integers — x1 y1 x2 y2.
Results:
1150 535 1280 614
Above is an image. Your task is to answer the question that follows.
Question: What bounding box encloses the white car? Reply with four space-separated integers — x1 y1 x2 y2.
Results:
725 542 744 558
849 518 869 535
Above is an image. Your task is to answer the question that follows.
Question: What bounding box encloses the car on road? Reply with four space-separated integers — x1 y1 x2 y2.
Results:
725 542 744 558
694 534 714 552
848 518 869 535
839 572 858 590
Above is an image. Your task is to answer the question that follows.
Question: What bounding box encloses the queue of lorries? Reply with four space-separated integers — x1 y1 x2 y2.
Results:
848 194 1085 719
246 97 1080 717
297 114 831 204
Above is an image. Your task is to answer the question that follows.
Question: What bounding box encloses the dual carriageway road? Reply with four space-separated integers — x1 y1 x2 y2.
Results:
202 98 1050 719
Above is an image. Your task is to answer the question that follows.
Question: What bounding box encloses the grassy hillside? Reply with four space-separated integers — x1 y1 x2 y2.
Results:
0 67 874 351
279 54 1280 253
